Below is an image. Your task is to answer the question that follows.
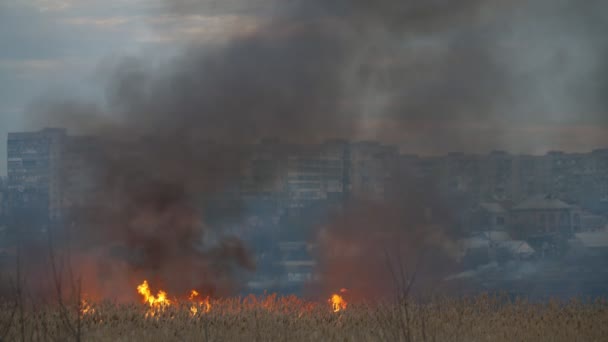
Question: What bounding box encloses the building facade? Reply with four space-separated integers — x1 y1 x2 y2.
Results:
0 176 6 224
510 195 575 240
6 128 66 228
349 141 397 201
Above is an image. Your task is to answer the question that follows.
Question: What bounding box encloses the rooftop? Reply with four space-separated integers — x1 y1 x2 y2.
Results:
512 195 573 211
480 202 506 213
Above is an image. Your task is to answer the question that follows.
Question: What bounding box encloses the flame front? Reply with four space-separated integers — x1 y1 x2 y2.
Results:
137 280 172 317
135 280 348 317
329 289 348 313
189 289 212 316
136 281 211 318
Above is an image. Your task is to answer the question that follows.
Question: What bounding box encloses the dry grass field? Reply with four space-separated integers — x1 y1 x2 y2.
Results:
0 293 607 341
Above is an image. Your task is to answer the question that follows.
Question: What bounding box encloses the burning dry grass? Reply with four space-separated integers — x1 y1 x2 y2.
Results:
0 294 607 341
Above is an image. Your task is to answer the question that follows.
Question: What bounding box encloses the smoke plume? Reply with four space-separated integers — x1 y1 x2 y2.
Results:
314 200 461 301
22 0 608 300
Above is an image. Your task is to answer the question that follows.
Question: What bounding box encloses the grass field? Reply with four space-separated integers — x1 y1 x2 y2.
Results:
0 293 607 341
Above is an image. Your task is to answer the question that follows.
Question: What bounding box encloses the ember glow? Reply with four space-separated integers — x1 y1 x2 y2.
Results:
80 299 95 316
329 289 348 313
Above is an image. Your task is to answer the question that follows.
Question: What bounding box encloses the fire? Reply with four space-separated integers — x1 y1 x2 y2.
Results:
329 288 348 313
189 289 200 300
188 289 212 316
81 299 95 315
133 281 350 316
136 280 211 317
137 280 172 317
137 280 172 307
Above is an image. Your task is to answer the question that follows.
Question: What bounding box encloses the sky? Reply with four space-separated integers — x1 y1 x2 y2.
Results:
0 0 260 175
0 1 151 174
2 0 608 176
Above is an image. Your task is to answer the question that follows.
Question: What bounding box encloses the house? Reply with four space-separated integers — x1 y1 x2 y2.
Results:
510 194 575 240
467 202 508 232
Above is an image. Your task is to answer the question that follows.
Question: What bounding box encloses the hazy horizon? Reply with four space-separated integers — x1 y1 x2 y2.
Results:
2 1 608 176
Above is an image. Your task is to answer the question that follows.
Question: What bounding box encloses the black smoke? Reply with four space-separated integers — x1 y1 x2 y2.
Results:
23 0 608 300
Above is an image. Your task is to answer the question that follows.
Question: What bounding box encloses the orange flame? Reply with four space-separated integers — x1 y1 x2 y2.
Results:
329 288 348 313
189 289 212 316
137 280 172 317
189 290 200 300
136 281 212 318
80 299 94 315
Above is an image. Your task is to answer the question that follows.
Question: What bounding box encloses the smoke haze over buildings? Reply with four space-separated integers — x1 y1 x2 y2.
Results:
26 0 608 152
11 0 608 299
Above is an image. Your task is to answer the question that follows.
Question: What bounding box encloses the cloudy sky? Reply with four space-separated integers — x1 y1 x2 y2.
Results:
1 0 608 175
0 0 261 174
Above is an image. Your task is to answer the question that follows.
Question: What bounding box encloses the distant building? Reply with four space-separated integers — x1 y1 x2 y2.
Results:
481 151 515 201
9 128 608 246
0 176 6 223
241 139 350 210
439 152 483 198
241 138 288 202
349 141 397 201
286 146 329 205
510 194 575 240
467 202 508 232
5 128 102 230
61 135 103 210
285 141 350 207
277 241 317 284
7 128 67 228
511 154 546 202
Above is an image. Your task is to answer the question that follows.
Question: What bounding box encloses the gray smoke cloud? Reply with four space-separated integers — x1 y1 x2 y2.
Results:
23 0 608 299
160 0 608 151
31 0 608 150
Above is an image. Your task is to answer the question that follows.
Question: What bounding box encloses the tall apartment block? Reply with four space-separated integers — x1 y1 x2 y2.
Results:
6 128 66 227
